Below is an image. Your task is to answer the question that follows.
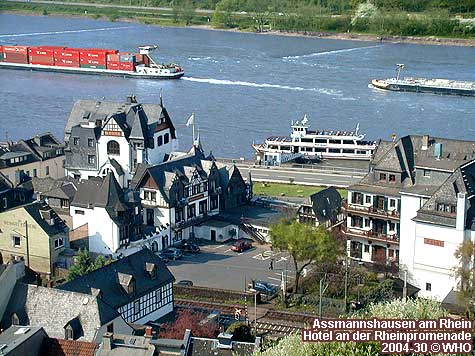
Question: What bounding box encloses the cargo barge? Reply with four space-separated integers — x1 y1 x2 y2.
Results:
371 64 475 97
0 44 184 79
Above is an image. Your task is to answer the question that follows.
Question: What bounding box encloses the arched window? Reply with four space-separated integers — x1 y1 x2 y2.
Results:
107 140 120 155
164 133 169 144
157 136 163 146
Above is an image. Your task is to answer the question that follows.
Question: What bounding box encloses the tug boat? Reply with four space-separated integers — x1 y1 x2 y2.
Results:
252 114 377 165
0 44 184 79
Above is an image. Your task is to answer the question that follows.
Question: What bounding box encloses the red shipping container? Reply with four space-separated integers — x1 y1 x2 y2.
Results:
55 58 80 67
106 61 120 70
54 50 80 59
36 45 65 50
80 58 106 65
107 53 120 62
29 55 55 65
3 52 29 63
119 62 135 71
80 51 106 60
29 48 55 57
3 46 29 54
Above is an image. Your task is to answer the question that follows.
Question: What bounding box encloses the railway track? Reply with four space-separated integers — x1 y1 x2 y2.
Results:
175 298 239 315
255 321 302 335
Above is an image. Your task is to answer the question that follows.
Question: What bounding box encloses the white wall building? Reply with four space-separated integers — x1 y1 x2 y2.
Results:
70 173 141 255
64 95 178 188
344 134 475 303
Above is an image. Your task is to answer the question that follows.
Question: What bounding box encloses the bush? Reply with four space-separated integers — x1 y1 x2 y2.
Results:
226 322 254 342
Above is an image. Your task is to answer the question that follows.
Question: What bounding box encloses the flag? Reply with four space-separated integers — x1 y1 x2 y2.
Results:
185 113 194 127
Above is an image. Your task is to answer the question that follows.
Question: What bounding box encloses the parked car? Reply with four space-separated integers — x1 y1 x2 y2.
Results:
249 280 278 297
177 240 201 253
231 239 252 252
157 253 170 263
160 248 183 260
176 280 194 286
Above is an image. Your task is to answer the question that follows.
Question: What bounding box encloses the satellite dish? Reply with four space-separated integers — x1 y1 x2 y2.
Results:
82 297 89 305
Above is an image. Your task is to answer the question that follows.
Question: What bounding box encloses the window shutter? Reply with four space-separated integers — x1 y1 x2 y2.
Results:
383 222 388 234
384 198 388 210
373 196 378 208
397 199 401 212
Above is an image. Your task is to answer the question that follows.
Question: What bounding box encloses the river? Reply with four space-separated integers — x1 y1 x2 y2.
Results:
0 14 474 158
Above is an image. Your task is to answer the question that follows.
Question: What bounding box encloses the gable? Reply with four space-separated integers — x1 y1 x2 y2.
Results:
143 173 159 189
102 117 124 138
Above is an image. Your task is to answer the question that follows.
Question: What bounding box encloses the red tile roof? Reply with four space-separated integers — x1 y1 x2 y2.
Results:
41 337 98 356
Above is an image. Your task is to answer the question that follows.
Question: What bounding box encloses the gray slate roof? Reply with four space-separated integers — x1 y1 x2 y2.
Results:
1 283 119 341
299 186 342 223
72 173 126 212
57 249 175 309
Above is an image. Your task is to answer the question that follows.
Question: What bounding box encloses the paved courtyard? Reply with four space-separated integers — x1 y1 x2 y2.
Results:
165 240 296 292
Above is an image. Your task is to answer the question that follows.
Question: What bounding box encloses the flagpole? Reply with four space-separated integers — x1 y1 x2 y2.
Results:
192 112 195 145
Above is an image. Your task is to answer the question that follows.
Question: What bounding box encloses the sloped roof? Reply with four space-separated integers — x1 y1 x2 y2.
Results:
57 249 175 309
299 186 342 223
72 173 126 211
414 160 475 228
1 283 119 341
40 338 98 356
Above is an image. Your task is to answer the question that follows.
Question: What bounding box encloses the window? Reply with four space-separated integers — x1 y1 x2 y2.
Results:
11 313 19 326
107 140 120 155
199 200 207 214
423 169 430 177
389 199 396 208
211 196 219 210
88 138 94 147
2 197 7 209
13 235 21 248
379 173 387 181
188 204 196 219
73 137 79 146
351 216 363 228
351 192 362 205
144 190 157 202
33 169 37 177
75 209 85 215
88 155 95 165
388 249 394 258
107 323 114 333
54 237 64 249
364 244 370 253
164 133 169 144
175 207 184 222
134 300 140 315
364 218 370 228
388 221 395 231
389 174 396 182
365 195 371 204
45 166 49 176
65 327 73 340
426 283 431 291
157 136 163 146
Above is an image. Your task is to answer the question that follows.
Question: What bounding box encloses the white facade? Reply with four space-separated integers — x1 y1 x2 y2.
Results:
117 281 174 324
400 193 474 301
70 205 121 254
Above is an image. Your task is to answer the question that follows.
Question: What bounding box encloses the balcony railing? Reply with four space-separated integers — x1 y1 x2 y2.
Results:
342 202 400 220
342 225 399 244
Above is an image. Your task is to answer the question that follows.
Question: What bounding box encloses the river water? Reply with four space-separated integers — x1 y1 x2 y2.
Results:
0 14 474 157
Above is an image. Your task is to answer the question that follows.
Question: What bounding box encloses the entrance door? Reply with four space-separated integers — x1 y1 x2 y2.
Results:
146 209 154 226
210 230 216 241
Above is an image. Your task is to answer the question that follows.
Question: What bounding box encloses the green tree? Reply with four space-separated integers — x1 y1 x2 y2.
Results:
269 220 342 295
181 0 196 25
454 240 475 316
67 249 109 281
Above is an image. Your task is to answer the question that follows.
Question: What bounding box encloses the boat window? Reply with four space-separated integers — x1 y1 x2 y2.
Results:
315 139 327 144
329 148 340 153
342 149 354 154
329 139 342 144
343 140 354 145
301 138 313 143
315 148 326 152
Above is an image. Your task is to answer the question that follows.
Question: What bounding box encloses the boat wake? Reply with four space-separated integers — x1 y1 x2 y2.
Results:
0 26 132 38
182 76 342 95
282 45 383 59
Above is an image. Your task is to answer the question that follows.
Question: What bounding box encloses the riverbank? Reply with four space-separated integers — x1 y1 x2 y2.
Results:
1 1 475 47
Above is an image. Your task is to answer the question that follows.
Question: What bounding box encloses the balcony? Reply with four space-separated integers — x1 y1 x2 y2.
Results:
342 202 400 220
342 225 399 244
172 214 209 230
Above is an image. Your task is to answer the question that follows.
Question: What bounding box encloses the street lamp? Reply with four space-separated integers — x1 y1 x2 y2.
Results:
249 288 257 331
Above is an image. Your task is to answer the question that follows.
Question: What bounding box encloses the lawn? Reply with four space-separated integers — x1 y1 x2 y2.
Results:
253 182 347 199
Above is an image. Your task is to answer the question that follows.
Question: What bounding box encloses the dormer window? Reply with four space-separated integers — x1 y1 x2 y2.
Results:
389 174 396 182
145 262 157 279
73 137 79 146
65 325 74 340
379 173 387 181
118 273 135 297
11 313 19 326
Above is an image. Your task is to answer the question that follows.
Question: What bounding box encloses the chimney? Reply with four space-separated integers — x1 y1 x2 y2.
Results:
434 142 443 160
421 135 429 150
456 193 467 231
144 326 153 339
102 332 113 351
33 135 42 147
126 95 137 104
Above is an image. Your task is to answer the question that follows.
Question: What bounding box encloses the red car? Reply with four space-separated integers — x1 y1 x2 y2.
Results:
231 239 252 252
